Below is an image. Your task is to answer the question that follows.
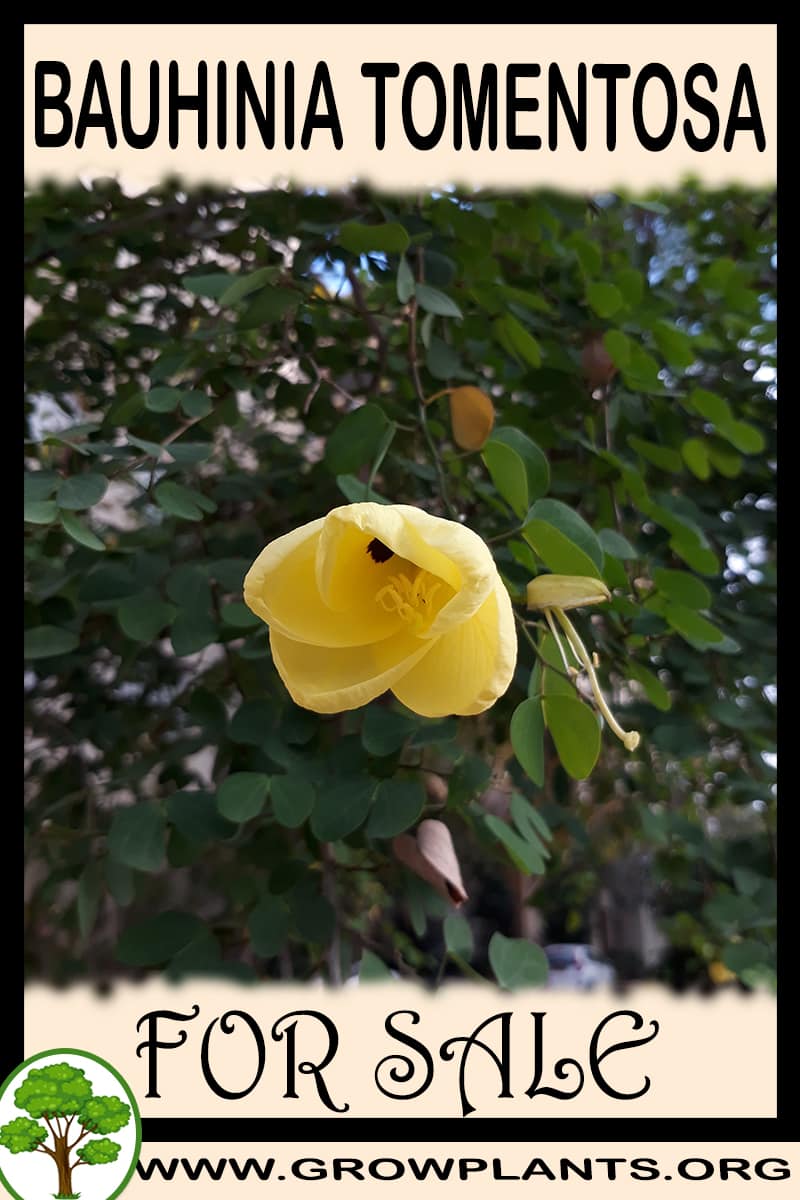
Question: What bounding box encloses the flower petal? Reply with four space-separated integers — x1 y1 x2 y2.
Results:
316 503 497 638
390 577 517 717
244 518 405 647
269 626 436 714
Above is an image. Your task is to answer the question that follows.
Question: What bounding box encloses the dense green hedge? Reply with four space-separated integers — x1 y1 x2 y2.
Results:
24 181 776 990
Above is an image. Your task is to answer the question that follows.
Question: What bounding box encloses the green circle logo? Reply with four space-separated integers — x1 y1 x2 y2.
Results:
0 1049 141 1200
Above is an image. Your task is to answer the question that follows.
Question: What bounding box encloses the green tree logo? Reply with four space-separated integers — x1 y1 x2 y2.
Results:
0 1051 140 1200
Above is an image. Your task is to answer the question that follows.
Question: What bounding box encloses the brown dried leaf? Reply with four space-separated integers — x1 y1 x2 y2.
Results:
392 819 468 907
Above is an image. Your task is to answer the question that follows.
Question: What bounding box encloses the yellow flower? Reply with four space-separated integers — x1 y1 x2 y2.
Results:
244 502 517 718
527 573 640 752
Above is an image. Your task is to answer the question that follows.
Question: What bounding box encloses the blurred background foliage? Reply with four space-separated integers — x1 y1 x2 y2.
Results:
24 180 776 992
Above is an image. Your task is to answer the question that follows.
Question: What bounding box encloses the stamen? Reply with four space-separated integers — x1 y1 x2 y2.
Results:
374 569 442 630
554 608 640 752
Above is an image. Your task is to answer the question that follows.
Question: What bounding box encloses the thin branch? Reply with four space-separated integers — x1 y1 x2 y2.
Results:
346 267 388 397
110 412 207 482
487 525 523 545
67 1124 93 1152
320 843 343 986
344 922 417 980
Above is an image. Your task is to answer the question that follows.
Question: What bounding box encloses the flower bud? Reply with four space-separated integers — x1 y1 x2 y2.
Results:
527 574 610 612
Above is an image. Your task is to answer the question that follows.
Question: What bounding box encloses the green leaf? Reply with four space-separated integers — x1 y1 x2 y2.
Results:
682 438 711 480
598 528 636 559
170 613 218 656
335 473 389 504
56 472 108 510
238 287 298 329
24 499 58 523
220 601 260 628
167 790 235 845
485 814 546 875
722 420 765 454
229 700 274 745
543 694 602 779
482 438 529 518
722 940 771 977
415 283 462 319
325 403 390 475
289 881 335 943
603 330 632 369
444 913 474 960
500 313 542 368
628 662 671 712
117 911 203 966
664 604 725 647
523 498 604 577
155 480 216 521
622 344 663 393
628 436 683 473
653 568 711 610
396 256 415 303
180 390 214 419
687 387 733 425
117 591 177 642
360 949 393 980
669 535 719 577
567 231 602 276
183 273 232 299
219 266 276 306
367 779 425 838
362 706 415 756
536 631 580 699
489 427 550 505
615 268 645 306
24 625 79 659
145 386 182 413
217 773 270 822
652 320 695 370
339 221 410 255
510 698 545 786
108 804 166 872
310 779 374 842
426 336 462 380
587 281 624 318
248 896 290 958
128 434 164 457
271 775 315 828
24 470 58 501
60 511 105 551
489 932 548 989
708 442 743 478
511 792 551 847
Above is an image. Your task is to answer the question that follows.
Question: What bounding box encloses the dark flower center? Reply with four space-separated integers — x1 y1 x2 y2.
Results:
366 537 394 564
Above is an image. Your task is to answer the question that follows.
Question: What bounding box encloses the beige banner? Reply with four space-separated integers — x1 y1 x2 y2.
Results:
130 1143 798 1197
24 981 776 1119
24 23 776 190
